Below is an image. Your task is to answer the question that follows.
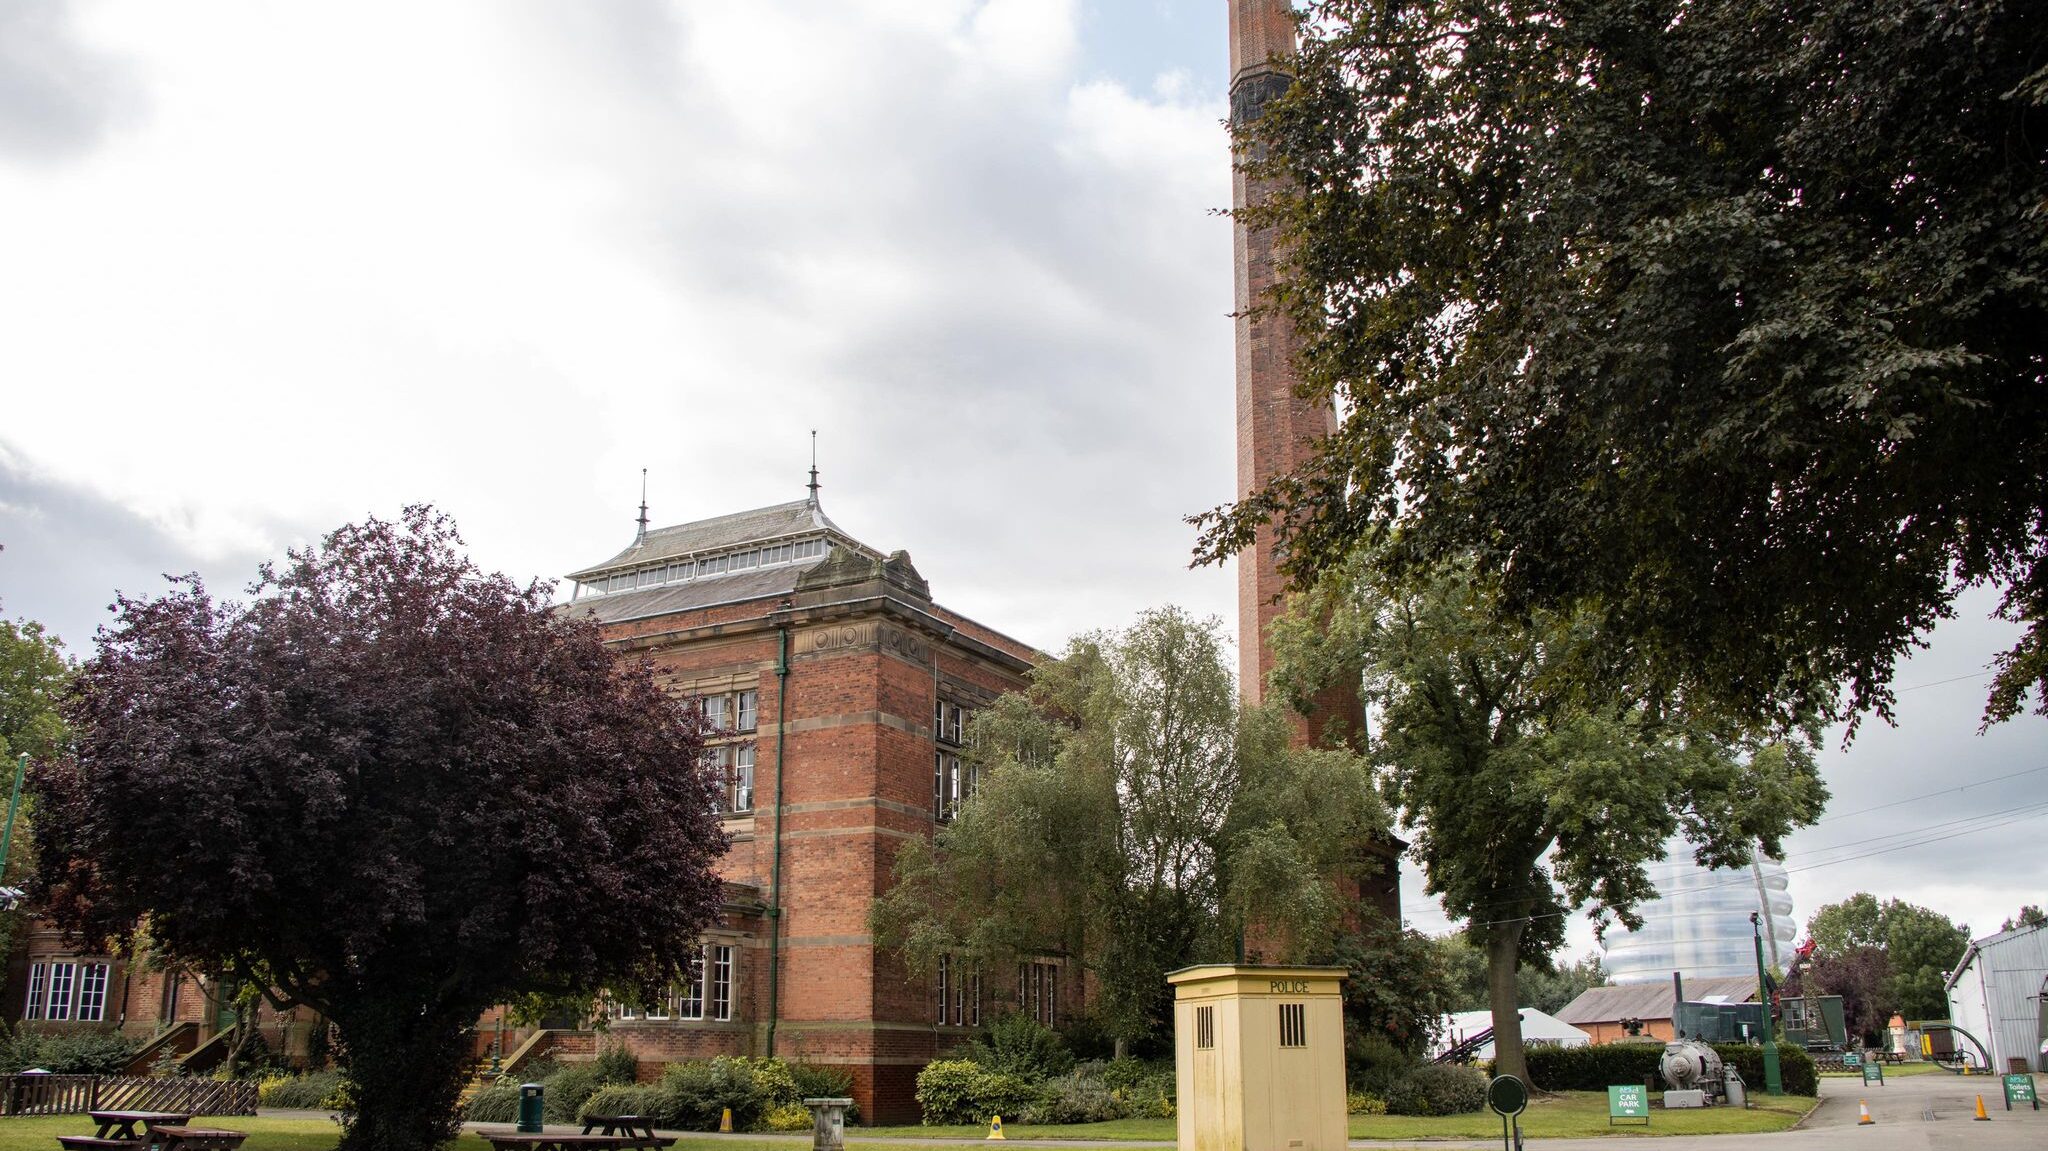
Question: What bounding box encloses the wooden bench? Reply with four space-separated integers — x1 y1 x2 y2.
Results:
57 1137 143 1151
145 1126 248 1151
479 1122 671 1138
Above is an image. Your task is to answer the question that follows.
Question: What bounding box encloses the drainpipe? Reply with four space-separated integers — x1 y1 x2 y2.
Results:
766 626 791 1057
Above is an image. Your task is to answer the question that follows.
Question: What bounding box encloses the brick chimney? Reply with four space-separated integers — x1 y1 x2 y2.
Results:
1227 1 1363 750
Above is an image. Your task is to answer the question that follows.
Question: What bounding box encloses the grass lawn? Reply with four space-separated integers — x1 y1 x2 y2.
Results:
863 1090 1816 1141
0 1093 1817 1151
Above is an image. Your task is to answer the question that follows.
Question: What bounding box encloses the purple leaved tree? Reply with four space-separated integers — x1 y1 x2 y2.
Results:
32 508 727 1151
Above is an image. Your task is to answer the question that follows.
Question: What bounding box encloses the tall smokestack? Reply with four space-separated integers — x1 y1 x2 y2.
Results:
1227 1 1362 748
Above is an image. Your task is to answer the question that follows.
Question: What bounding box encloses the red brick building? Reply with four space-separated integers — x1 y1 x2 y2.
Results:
555 489 1053 1121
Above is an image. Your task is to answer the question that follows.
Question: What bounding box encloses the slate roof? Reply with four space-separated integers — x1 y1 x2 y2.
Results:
1554 976 1760 1025
569 498 845 580
561 564 818 625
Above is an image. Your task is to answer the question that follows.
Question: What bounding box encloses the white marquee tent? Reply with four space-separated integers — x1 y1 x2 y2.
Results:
1432 1008 1593 1061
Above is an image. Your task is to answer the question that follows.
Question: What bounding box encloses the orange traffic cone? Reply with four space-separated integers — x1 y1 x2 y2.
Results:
1857 1099 1874 1125
1974 1095 1991 1121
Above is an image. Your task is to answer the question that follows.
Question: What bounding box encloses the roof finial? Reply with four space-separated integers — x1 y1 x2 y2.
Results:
636 468 650 542
807 430 821 504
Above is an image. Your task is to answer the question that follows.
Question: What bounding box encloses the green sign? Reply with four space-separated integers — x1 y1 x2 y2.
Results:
2004 1073 2037 1111
1607 1084 1650 1125
1862 1061 1884 1085
1842 1051 1861 1067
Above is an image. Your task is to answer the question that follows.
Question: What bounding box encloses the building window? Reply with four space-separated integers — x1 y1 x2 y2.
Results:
76 964 108 1022
46 962 75 1021
614 1000 640 1021
1278 1003 1306 1048
934 701 965 745
678 952 705 1020
729 745 755 813
1196 1005 1215 1050
24 963 45 1021
707 944 733 1022
1018 961 1056 1027
936 957 983 1026
736 690 758 732
692 690 758 735
700 694 730 732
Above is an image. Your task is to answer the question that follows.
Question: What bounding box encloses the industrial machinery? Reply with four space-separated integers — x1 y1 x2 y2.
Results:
1661 1040 1727 1100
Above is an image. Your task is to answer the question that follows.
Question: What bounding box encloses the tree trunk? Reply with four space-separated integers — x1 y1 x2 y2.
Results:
333 1001 476 1151
1484 918 1529 1088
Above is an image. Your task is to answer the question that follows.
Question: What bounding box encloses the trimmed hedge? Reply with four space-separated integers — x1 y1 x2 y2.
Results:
1523 1042 1817 1096
1524 1043 1664 1092
1712 1043 1817 1097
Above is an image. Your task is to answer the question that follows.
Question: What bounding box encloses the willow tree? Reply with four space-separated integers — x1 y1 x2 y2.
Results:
32 509 728 1151
1271 554 1827 1086
870 607 1396 1053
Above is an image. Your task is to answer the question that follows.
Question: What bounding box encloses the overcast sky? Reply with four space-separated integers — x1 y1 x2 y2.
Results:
2 0 2040 970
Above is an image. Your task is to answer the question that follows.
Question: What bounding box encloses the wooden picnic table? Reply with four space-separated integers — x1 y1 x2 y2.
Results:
483 1135 651 1151
577 1115 672 1145
58 1111 197 1151
145 1127 248 1151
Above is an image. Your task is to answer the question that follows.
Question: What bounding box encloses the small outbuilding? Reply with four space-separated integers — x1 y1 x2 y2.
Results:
1555 976 1759 1044
1946 922 2048 1073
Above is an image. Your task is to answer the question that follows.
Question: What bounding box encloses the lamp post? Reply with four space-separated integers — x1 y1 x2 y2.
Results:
1751 911 1784 1095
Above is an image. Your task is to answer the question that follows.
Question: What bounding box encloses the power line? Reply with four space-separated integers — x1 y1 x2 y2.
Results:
1813 762 2048 826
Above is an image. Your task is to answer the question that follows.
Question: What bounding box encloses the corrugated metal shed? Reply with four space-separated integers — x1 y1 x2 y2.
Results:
1555 976 1759 1026
1945 922 2048 1072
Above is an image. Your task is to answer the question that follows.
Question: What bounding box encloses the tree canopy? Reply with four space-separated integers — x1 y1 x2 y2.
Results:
1195 0 2048 730
0 607 70 765
869 607 1440 1054
30 509 729 1151
1272 553 1825 1083
1804 893 1969 1022
2002 905 2046 933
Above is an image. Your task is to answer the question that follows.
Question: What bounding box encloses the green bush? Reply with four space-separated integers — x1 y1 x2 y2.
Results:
760 1102 812 1132
788 1062 856 1110
1524 1042 1665 1092
914 1059 1040 1125
1712 1043 1817 1097
738 1056 801 1105
654 1057 773 1131
968 1013 1074 1082
464 1083 521 1123
543 1062 617 1123
259 1069 349 1109
593 1043 640 1086
1383 1064 1488 1116
0 1027 144 1075
1347 1091 1388 1115
578 1084 662 1122
1020 1076 1130 1124
1345 1030 1418 1097
1054 1014 1117 1062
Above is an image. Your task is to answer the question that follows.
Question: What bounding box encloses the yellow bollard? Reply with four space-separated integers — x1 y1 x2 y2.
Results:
1974 1095 1991 1121
986 1115 1005 1140
719 1107 733 1133
1857 1099 1874 1126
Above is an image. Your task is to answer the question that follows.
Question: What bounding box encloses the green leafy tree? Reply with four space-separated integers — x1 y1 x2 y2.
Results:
2002 906 2046 933
1271 554 1826 1084
1194 0 2048 731
869 607 1396 1053
30 510 729 1151
0 606 71 974
1431 935 1605 1017
1517 954 1608 1018
1806 895 1971 1021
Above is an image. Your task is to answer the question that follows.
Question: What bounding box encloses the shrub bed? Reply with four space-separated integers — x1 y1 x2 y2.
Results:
258 1069 349 1110
0 1027 143 1076
913 1060 1040 1126
1383 1064 1488 1116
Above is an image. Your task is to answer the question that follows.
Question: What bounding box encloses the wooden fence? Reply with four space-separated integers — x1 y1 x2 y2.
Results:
0 1075 257 1117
